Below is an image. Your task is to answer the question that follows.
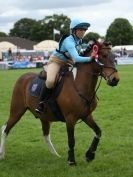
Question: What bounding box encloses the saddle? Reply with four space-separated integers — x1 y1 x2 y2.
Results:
29 65 72 121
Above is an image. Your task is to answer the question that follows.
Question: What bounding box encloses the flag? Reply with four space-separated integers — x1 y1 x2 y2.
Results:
53 28 60 35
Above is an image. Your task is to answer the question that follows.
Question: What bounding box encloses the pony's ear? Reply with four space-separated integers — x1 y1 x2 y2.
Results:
108 41 112 45
103 41 112 46
98 38 104 44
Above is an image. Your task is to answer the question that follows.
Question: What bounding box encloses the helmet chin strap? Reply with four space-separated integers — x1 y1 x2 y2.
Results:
72 30 83 40
72 33 83 44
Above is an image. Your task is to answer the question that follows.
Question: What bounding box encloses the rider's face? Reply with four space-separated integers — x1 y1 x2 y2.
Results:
75 28 87 39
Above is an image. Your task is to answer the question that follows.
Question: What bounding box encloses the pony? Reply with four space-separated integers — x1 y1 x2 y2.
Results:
0 40 119 165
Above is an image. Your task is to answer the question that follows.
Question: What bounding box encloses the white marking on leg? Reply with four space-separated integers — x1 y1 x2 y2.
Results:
93 131 101 139
44 134 61 157
95 135 100 139
0 124 7 159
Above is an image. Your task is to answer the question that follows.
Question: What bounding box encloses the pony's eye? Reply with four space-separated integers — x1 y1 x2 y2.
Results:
103 54 107 58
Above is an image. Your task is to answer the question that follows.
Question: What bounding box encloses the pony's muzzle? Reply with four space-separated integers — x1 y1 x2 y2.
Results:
107 77 119 86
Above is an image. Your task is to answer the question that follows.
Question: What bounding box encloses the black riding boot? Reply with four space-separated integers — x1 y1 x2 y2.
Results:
35 86 52 114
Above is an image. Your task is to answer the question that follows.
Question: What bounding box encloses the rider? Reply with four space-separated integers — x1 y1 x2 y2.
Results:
35 18 97 114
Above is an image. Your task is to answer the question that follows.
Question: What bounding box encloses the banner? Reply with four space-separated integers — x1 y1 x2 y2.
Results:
116 57 133 65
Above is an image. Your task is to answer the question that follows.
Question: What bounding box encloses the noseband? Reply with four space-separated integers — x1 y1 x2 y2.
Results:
101 66 117 82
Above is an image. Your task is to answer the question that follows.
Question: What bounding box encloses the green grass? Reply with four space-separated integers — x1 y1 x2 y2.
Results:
0 66 133 177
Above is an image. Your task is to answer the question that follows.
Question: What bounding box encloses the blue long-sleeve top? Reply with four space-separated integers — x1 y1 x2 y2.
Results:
51 34 92 63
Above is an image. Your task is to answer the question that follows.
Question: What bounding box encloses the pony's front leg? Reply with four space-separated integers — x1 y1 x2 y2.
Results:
83 114 101 162
66 123 76 165
0 125 7 159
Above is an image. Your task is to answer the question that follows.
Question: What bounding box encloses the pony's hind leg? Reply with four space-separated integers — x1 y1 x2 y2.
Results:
0 96 27 159
0 125 7 159
83 114 101 162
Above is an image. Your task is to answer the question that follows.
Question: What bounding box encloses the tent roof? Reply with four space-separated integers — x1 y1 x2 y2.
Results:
0 37 37 50
0 41 17 51
34 40 58 51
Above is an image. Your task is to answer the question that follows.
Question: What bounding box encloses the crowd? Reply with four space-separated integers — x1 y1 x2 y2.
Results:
0 48 50 69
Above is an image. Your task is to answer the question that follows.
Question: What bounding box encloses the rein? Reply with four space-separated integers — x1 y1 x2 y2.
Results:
78 71 103 107
76 74 102 124
79 76 102 106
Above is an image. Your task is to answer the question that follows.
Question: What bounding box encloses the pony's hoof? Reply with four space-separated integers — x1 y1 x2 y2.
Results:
0 152 5 160
85 151 95 162
68 161 77 166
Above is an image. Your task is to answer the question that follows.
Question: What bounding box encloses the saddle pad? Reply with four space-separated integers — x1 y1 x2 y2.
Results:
29 76 45 97
29 76 64 121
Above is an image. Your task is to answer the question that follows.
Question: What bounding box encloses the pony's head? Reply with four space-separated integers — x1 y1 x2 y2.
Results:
84 40 119 86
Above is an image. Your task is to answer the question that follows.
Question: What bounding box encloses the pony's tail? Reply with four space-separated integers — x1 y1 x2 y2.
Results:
44 134 61 157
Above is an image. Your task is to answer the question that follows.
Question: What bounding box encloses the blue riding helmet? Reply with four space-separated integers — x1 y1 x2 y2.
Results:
70 19 90 30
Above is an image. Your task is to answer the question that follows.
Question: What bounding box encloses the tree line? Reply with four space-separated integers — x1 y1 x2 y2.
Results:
0 14 133 46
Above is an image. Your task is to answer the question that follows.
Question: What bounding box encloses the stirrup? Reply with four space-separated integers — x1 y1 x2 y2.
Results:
35 102 44 114
35 108 43 114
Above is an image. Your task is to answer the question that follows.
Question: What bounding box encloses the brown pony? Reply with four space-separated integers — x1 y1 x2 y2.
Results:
0 41 119 165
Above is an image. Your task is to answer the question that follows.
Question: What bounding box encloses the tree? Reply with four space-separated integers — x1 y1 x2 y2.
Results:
0 32 7 37
84 32 101 43
9 14 71 42
29 21 45 42
105 18 133 46
40 14 70 41
9 18 38 40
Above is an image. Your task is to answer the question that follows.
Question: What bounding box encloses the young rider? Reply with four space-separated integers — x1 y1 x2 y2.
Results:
35 18 97 114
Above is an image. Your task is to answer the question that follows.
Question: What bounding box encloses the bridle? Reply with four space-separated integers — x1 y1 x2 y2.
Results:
93 44 117 81
78 42 118 106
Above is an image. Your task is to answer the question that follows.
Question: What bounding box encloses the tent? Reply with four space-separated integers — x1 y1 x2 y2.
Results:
112 45 133 53
0 41 17 60
34 40 58 51
0 41 17 52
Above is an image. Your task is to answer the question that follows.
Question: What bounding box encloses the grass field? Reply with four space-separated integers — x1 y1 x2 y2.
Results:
0 66 133 177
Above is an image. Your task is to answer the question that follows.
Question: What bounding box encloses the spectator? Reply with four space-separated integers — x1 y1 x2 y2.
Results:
8 48 12 60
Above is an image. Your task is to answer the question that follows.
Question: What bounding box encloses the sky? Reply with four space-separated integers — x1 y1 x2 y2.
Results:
0 0 133 36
